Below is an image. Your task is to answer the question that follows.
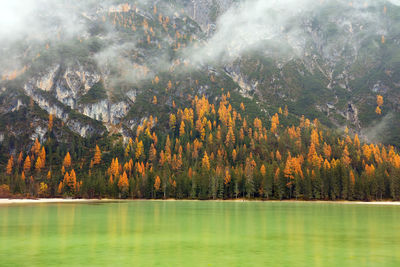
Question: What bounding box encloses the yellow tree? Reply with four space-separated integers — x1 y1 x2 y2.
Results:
323 143 332 159
169 114 176 131
154 176 161 191
118 171 129 193
354 134 360 148
136 141 144 159
93 145 102 165
284 105 289 117
311 129 320 146
224 169 231 185
149 144 157 163
35 157 43 172
271 113 280 134
23 156 31 173
377 95 384 107
225 126 235 147
70 170 77 191
202 152 210 171
232 149 237 162
63 152 72 168
376 95 384 115
6 156 13 175
260 164 266 177
17 152 23 165
179 121 185 137
341 146 351 166
40 147 46 168
48 114 53 131
33 138 41 155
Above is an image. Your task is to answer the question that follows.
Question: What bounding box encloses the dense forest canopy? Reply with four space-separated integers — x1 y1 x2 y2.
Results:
1 92 400 201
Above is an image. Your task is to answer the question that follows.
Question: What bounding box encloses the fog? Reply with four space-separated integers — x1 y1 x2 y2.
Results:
183 0 398 65
0 0 398 78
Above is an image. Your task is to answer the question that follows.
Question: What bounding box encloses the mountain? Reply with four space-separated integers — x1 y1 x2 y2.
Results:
1 0 399 149
1 0 400 200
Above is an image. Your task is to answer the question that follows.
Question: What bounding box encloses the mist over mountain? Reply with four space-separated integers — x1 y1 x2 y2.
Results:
0 0 400 148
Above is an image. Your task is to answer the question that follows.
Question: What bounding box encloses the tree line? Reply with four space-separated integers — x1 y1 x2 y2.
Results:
1 92 400 201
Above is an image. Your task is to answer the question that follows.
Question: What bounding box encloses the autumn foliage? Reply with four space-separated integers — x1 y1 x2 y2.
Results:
3 93 400 201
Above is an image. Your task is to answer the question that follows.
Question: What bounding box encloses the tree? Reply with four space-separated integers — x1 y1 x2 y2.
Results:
23 156 31 173
154 176 161 191
341 146 351 166
169 114 176 131
38 182 48 197
354 134 360 148
93 145 102 165
48 114 54 131
224 169 231 185
284 105 289 117
179 121 185 137
202 152 210 171
271 113 280 134
6 156 13 175
63 152 72 168
377 95 384 107
33 138 41 155
40 147 46 168
118 171 129 194
260 164 266 177
35 157 43 172
225 126 235 147
136 141 144 159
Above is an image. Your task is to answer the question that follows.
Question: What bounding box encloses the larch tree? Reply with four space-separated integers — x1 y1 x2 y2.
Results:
63 152 72 168
6 156 13 175
136 141 144 159
202 152 210 171
23 156 31 173
179 121 185 137
93 145 102 165
118 171 129 193
154 176 161 191
169 114 177 131
48 114 54 131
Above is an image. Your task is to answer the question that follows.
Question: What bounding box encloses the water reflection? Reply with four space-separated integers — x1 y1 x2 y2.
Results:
0 202 399 266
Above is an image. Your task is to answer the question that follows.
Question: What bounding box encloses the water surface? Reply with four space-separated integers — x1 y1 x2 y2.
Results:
0 201 399 266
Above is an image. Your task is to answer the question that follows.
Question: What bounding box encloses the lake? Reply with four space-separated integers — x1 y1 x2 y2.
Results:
0 201 399 266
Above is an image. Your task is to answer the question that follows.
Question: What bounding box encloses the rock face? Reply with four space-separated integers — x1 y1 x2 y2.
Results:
0 0 399 145
185 0 234 33
78 100 129 124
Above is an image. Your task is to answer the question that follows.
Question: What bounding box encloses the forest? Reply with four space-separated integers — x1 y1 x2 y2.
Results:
1 92 400 201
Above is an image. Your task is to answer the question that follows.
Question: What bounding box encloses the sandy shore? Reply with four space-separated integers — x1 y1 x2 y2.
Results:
0 198 109 205
1 198 400 205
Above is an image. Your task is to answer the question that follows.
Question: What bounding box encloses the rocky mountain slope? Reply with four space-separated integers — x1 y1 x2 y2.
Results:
0 0 399 150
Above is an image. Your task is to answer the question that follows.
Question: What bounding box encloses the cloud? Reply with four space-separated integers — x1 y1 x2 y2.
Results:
0 0 89 43
388 0 400 5
182 0 394 66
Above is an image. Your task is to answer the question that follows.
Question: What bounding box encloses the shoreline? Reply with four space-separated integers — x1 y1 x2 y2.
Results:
1 198 400 205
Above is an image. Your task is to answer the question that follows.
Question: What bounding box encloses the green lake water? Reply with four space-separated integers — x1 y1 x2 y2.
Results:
0 201 399 266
